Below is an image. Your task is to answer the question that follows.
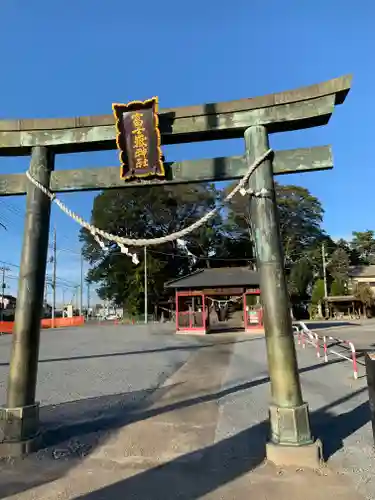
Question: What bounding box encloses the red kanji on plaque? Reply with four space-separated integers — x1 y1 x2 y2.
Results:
112 97 165 181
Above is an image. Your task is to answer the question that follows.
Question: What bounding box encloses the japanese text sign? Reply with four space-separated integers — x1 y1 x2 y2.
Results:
112 97 165 181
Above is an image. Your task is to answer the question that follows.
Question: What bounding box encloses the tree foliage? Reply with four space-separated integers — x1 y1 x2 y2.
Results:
335 238 362 266
327 248 350 284
227 182 326 266
80 176 375 318
80 184 228 313
351 230 375 265
311 279 325 305
227 182 328 302
276 184 325 265
330 279 347 296
353 282 374 307
288 257 313 301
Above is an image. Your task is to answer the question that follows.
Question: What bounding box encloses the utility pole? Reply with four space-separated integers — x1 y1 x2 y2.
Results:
76 285 80 312
87 282 91 319
322 242 328 298
51 227 57 327
144 246 148 324
322 242 328 319
0 266 9 322
44 278 48 310
80 253 83 317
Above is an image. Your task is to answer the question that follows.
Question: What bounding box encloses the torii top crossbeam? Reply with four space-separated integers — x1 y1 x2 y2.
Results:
0 75 352 197
0 75 351 155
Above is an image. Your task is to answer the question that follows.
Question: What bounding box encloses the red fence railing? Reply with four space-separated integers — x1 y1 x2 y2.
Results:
294 322 358 380
0 316 85 334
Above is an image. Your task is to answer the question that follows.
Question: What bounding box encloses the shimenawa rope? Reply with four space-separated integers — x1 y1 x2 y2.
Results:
25 148 272 250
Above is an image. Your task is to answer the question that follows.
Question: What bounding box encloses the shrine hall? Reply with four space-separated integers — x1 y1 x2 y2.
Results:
165 267 264 335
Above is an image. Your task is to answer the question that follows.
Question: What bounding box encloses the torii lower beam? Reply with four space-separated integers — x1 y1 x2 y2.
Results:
0 146 332 195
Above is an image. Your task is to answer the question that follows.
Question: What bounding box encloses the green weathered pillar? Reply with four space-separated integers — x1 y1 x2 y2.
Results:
245 126 320 466
0 146 53 457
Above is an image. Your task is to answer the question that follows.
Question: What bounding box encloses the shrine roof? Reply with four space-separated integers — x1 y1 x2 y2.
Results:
165 267 259 290
349 265 375 278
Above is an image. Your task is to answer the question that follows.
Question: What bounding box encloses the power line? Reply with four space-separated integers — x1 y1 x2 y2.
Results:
0 199 78 245
100 246 330 265
147 247 323 262
0 260 20 270
0 200 23 217
6 273 78 289
148 249 256 262
0 258 79 287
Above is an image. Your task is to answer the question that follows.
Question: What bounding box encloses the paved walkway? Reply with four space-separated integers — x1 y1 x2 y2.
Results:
0 330 371 499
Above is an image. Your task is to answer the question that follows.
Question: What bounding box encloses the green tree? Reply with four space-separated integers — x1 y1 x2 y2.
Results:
227 182 326 266
330 279 347 296
295 235 336 282
351 230 375 264
288 257 313 302
82 177 332 313
311 279 325 304
327 247 350 285
80 183 224 314
276 184 325 265
335 238 362 266
209 234 256 269
227 181 330 304
353 282 374 305
353 282 374 316
310 278 326 318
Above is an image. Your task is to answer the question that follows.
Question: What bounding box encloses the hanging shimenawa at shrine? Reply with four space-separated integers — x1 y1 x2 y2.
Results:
165 267 263 334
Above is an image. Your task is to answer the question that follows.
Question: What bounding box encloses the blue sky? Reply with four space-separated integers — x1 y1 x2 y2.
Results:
0 1 373 301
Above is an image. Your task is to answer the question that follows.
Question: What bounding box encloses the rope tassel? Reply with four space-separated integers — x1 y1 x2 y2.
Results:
239 187 269 198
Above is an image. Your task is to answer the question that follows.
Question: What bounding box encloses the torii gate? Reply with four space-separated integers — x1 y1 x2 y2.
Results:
0 75 351 465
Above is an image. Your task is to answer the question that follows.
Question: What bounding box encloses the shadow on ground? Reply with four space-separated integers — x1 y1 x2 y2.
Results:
0 337 257 367
66 386 372 500
76 422 269 500
0 360 370 499
299 321 359 330
311 388 370 459
38 359 351 450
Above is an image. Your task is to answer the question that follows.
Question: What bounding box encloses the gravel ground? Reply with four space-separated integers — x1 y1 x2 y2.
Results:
215 335 375 499
298 319 375 351
0 323 204 407
0 325 373 499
